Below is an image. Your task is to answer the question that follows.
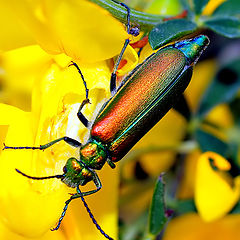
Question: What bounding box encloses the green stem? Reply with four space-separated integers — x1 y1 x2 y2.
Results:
88 0 163 31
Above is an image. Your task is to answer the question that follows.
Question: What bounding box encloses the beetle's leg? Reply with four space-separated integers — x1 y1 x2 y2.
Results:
68 61 92 128
51 193 78 231
107 159 116 169
77 98 92 128
78 172 102 197
69 61 89 101
51 174 102 231
110 3 131 94
3 136 81 150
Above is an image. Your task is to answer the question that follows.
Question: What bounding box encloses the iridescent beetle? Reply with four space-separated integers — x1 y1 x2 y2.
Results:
3 2 209 240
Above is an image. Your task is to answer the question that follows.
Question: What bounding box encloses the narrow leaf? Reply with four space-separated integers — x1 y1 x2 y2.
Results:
176 199 196 214
193 0 209 14
149 19 197 50
213 0 240 17
195 129 228 157
148 175 167 235
204 17 240 38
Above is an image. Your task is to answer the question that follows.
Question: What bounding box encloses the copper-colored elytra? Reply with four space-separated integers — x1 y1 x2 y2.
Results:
91 48 186 145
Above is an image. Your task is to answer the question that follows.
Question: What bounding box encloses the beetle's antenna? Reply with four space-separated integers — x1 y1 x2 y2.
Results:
68 61 89 101
16 169 63 180
78 189 114 240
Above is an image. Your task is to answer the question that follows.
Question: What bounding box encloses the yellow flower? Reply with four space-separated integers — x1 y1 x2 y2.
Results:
0 50 121 238
0 0 128 62
202 0 227 15
195 152 240 221
0 0 139 239
163 213 240 240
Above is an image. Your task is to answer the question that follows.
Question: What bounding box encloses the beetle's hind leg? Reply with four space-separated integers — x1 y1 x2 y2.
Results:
68 61 92 128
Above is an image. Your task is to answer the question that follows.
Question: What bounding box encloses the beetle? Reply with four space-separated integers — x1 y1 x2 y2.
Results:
3 3 209 240
3 33 209 238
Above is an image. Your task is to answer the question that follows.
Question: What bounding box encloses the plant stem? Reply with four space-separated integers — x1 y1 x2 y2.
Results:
89 0 163 31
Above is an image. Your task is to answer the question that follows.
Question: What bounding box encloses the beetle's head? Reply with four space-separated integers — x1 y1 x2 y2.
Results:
61 157 94 188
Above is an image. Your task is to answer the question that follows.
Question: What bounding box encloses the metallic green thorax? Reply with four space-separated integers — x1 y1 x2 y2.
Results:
174 35 209 65
62 140 108 187
61 158 94 187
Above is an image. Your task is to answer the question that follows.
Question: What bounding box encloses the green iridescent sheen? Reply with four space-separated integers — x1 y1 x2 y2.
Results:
174 35 209 65
91 36 209 162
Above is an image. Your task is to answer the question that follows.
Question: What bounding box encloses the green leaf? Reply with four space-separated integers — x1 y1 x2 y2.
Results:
175 199 196 214
229 98 240 125
196 58 240 118
148 175 167 235
204 17 240 38
193 0 209 14
195 129 228 157
213 0 240 17
231 201 240 214
149 19 197 50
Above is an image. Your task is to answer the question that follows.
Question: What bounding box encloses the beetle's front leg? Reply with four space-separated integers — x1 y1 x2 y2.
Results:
51 174 102 231
77 172 102 197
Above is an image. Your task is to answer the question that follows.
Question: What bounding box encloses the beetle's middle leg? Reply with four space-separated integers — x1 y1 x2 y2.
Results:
69 61 91 128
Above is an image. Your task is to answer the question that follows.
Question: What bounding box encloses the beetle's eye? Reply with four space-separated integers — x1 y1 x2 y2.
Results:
63 166 67 173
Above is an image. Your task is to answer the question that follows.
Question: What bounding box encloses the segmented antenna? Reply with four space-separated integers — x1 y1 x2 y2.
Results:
78 189 114 240
15 169 63 180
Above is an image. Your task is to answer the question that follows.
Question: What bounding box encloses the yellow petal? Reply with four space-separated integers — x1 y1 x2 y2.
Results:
0 103 26 125
163 213 240 240
0 105 69 237
44 0 128 62
1 0 60 54
2 0 128 62
195 152 240 221
185 59 217 112
177 150 201 199
0 1 35 51
0 57 117 238
116 45 138 76
0 218 66 240
205 104 234 129
1 45 51 110
202 0 227 15
135 109 187 176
